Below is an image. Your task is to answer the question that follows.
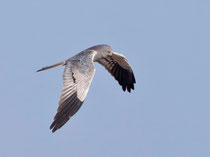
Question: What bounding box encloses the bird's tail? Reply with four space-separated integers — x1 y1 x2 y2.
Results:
37 60 66 72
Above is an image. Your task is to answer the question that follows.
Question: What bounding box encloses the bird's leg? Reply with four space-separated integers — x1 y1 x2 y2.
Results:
37 61 67 72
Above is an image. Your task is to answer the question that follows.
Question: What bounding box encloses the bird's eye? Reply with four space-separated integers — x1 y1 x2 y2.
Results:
106 50 112 56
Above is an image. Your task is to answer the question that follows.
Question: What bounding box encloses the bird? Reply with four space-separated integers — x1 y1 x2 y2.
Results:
37 44 136 133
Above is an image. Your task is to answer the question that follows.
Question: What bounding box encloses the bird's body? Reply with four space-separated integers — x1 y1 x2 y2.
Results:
37 44 136 132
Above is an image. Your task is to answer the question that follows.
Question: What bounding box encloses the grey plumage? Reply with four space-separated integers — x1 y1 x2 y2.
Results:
37 44 136 133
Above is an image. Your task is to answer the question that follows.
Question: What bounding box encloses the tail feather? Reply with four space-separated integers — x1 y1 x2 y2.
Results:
37 61 66 72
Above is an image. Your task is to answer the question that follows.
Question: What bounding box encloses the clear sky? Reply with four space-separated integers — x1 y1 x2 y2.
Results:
0 0 210 157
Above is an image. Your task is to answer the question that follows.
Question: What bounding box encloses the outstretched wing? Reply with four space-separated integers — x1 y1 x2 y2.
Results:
97 52 136 92
50 60 95 133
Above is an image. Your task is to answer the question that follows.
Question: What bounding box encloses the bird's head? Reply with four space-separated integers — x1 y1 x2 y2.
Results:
98 44 113 57
90 44 113 61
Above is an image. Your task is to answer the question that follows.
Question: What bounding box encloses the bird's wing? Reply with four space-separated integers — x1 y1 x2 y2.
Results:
97 52 136 92
50 59 95 133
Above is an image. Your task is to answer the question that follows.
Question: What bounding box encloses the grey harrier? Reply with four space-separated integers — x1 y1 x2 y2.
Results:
37 44 136 133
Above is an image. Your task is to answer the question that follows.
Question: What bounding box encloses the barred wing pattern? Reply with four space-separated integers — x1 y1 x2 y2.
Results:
97 52 136 92
50 60 95 132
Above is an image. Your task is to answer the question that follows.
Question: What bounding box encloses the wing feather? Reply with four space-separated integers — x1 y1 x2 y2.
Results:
97 52 135 92
50 58 95 133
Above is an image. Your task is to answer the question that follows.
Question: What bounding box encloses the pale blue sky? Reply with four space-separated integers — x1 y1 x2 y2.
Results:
0 0 210 157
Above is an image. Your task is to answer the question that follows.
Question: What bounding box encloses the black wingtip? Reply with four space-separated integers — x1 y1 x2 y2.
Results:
49 121 56 133
122 85 126 91
50 122 59 133
52 128 57 133
49 93 84 133
50 121 55 129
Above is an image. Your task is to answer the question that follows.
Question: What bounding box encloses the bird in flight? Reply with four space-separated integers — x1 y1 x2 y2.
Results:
37 44 136 133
